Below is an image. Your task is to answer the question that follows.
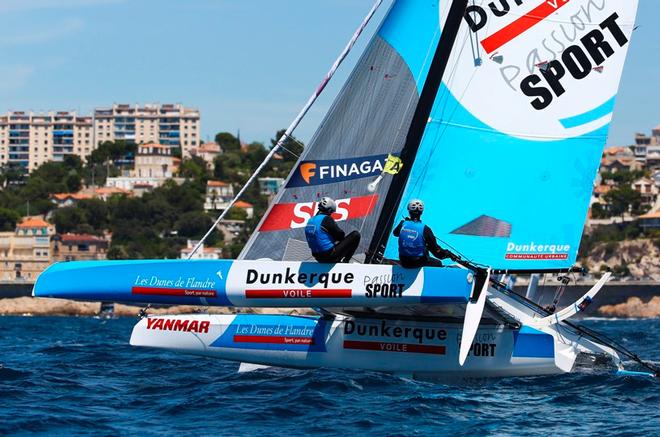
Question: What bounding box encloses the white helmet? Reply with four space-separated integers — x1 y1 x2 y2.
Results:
318 197 337 214
407 199 424 214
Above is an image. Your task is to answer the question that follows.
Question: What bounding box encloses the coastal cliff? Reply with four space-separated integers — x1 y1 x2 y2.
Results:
585 239 660 279
598 296 660 318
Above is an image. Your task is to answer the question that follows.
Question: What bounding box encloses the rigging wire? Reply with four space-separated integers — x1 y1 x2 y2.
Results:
187 0 385 259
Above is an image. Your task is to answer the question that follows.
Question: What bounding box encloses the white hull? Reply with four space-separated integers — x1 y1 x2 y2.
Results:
129 286 619 378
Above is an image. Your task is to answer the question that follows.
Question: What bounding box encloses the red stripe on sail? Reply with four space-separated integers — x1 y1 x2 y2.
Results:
132 286 216 297
245 289 352 298
234 335 314 345
481 0 571 54
343 340 446 355
259 194 378 232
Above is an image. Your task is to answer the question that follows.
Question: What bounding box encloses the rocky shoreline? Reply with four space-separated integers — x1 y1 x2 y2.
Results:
0 296 658 318
598 296 660 318
0 297 314 317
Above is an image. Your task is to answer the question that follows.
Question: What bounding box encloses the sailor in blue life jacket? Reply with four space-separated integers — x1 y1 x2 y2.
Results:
305 197 361 263
393 199 459 268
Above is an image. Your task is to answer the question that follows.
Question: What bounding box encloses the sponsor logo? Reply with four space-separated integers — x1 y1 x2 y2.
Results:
246 268 354 287
146 318 210 333
209 315 328 352
233 323 316 345
465 1 570 54
439 1 634 138
458 333 498 358
520 13 629 110
259 194 378 232
234 335 314 345
505 241 570 260
132 274 217 297
343 320 447 354
364 283 404 298
364 272 408 298
286 155 390 188
244 268 354 299
246 289 352 299
343 340 445 354
300 162 316 184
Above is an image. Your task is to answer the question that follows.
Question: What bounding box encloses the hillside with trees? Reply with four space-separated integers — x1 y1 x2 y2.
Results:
0 130 301 260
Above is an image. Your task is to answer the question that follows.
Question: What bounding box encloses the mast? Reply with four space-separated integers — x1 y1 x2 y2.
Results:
366 0 468 264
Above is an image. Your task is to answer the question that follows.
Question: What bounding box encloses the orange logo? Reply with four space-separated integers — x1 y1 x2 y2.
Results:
300 163 317 184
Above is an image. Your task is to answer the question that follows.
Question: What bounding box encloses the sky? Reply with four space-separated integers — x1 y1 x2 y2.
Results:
0 0 658 147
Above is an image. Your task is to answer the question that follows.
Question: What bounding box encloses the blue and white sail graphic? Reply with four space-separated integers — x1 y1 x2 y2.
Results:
380 0 639 270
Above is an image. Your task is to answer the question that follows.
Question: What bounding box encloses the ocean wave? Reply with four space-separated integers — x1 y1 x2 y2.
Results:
0 316 658 436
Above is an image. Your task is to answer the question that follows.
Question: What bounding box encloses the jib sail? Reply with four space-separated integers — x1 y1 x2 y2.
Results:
240 1 457 261
372 0 639 270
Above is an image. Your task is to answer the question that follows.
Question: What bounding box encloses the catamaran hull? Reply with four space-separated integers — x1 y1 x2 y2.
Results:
129 313 597 378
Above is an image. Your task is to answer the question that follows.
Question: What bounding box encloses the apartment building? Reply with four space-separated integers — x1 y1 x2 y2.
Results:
94 103 200 155
0 217 55 281
51 233 109 262
0 111 93 172
0 103 199 173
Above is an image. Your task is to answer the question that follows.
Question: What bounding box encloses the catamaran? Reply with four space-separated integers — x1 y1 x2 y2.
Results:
34 0 658 378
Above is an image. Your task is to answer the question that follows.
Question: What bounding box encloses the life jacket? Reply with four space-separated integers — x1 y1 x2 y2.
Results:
398 220 426 258
305 214 335 254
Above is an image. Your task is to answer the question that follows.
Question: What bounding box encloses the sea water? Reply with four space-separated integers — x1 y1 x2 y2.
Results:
0 317 658 436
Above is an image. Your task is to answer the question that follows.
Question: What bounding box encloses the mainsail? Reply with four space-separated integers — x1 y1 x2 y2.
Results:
372 0 640 271
241 0 458 261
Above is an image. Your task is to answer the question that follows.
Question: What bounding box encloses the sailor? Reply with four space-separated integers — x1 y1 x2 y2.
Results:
305 197 361 263
393 199 459 268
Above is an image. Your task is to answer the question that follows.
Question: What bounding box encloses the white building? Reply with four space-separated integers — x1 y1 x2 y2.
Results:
179 240 222 260
0 111 93 172
105 142 183 193
204 180 234 211
94 103 200 155
190 141 221 164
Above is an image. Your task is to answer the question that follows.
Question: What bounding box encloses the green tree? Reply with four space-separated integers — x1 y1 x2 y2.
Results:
225 208 247 221
603 186 642 220
0 164 25 187
179 156 208 181
245 142 268 167
52 207 87 234
215 132 241 153
175 211 213 239
0 207 20 231
65 171 82 192
590 202 608 219
77 199 109 232
600 169 647 186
